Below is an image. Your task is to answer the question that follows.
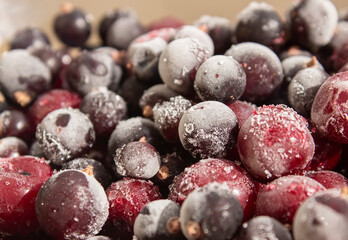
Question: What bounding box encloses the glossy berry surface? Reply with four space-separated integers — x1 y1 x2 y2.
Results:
311 72 348 144
169 158 256 220
180 183 243 240
35 169 109 239
238 104 314 180
134 199 185 240
106 178 162 239
153 96 192 143
235 2 287 52
194 55 246 104
0 156 53 235
114 141 161 179
0 50 51 107
79 88 127 138
178 101 238 159
54 7 91 47
10 27 50 50
236 216 293 240
255 175 326 224
0 137 28 158
28 89 82 128
293 189 348 240
36 108 95 165
225 42 283 103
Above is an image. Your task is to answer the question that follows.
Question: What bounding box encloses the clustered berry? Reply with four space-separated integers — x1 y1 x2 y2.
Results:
0 1 348 240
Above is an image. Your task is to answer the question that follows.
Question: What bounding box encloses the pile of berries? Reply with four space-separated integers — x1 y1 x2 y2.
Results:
1 0 348 239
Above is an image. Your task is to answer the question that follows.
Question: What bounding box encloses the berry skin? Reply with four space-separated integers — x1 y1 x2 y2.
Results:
0 50 51 107
35 169 109 240
292 189 348 240
158 37 213 96
0 137 28 158
225 42 283 103
106 178 162 239
305 170 348 190
10 27 50 50
114 141 161 179
178 101 239 159
238 104 315 180
235 2 287 52
79 88 127 138
134 199 185 240
168 158 257 221
28 89 82 128
0 156 53 236
0 109 33 142
54 5 91 47
194 55 246 104
311 72 348 144
36 108 95 166
255 175 326 224
235 216 293 240
227 100 257 129
180 183 243 240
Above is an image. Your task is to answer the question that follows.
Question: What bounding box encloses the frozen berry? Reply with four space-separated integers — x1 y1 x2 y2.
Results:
10 27 50 50
134 199 185 240
227 100 257 129
225 42 283 103
169 158 256 220
255 175 326 224
35 169 109 239
0 50 51 107
311 72 348 144
292 189 348 240
0 137 28 158
305 170 348 190
36 108 95 165
0 156 52 235
0 109 33 142
238 104 314 180
114 140 161 179
180 182 243 240
106 178 162 238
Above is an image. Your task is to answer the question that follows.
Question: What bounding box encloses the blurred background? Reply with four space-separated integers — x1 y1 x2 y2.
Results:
0 0 347 48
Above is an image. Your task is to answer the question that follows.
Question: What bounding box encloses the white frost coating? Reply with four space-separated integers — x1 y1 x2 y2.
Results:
311 73 348 143
158 37 212 96
134 199 173 238
238 105 314 180
174 25 214 54
236 1 275 23
294 0 338 47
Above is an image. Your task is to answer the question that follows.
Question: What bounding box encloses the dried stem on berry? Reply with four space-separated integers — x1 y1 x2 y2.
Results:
166 217 181 234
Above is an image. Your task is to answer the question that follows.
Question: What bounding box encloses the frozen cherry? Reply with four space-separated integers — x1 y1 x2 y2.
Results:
255 175 326 224
238 104 314 180
106 178 162 239
227 100 257 129
35 169 109 239
0 156 53 236
311 72 348 144
305 170 348 190
168 158 256 220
